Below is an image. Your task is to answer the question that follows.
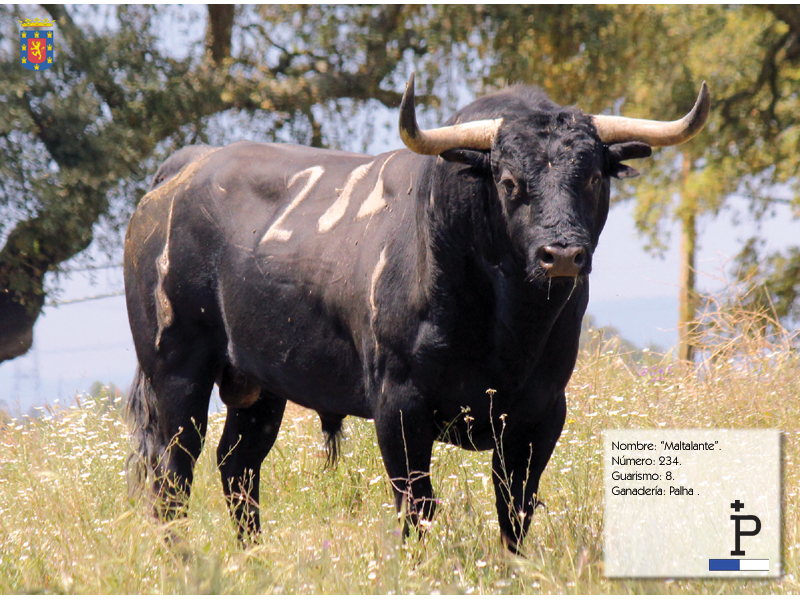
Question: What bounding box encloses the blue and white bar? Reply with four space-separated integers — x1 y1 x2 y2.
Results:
709 559 769 572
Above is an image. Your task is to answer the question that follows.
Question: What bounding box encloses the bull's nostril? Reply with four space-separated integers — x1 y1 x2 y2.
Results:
574 251 585 267
538 247 556 272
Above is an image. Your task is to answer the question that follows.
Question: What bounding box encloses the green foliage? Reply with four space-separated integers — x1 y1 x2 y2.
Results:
422 5 800 339
1 5 228 359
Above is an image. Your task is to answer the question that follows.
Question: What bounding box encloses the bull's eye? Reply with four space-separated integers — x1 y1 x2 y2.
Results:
500 175 517 197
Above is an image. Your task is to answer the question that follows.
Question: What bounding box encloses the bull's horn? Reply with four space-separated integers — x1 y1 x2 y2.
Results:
592 82 710 147
399 72 503 155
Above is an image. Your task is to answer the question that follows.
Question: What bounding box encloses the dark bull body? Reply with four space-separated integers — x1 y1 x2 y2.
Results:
124 75 708 552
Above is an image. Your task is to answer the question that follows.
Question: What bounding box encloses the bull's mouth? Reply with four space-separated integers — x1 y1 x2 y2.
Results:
525 265 590 289
549 271 589 304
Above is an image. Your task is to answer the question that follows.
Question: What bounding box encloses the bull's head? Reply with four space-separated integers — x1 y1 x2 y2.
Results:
399 74 709 285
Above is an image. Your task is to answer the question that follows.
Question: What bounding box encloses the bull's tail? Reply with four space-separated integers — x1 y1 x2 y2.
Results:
125 364 159 496
320 413 345 469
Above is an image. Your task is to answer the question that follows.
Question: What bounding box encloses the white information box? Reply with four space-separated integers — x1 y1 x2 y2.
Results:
604 429 781 578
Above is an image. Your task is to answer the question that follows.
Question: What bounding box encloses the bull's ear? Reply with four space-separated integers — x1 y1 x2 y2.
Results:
607 142 652 180
440 149 491 174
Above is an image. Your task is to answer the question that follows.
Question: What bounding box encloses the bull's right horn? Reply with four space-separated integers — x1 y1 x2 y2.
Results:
592 82 710 147
399 72 503 155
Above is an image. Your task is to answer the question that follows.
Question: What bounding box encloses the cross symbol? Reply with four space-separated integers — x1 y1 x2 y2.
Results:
731 499 745 512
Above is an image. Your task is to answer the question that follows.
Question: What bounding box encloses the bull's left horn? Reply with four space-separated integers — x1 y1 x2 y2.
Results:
399 72 503 155
592 82 710 147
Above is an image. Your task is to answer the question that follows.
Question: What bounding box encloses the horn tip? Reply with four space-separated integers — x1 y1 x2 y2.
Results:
399 72 420 146
404 72 416 101
695 81 711 117
402 72 416 106
693 80 711 131
699 80 710 103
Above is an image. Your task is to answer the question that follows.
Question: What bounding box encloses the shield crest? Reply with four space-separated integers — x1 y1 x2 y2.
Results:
19 18 55 72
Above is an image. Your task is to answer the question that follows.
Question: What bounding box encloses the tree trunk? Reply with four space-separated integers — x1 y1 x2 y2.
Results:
677 152 697 363
207 5 235 64
0 292 42 363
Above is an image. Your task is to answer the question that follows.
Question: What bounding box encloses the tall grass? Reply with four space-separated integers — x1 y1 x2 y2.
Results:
0 303 798 593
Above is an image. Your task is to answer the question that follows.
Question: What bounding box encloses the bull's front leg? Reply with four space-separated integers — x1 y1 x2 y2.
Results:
492 390 566 554
373 378 437 537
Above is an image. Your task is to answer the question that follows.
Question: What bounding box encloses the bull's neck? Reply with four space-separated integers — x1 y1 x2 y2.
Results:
415 162 581 386
413 156 499 284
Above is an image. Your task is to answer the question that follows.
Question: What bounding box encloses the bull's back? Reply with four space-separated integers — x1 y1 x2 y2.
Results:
126 141 420 416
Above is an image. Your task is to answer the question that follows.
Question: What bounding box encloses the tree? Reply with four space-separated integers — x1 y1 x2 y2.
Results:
731 6 800 326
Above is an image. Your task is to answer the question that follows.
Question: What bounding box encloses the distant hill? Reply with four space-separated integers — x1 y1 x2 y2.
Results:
587 296 678 351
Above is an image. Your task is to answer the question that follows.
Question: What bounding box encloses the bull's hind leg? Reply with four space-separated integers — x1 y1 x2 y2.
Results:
374 381 437 537
129 345 216 527
216 390 286 542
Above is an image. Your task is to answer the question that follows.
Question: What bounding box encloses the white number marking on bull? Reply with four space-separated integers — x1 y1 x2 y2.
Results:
369 247 388 349
154 195 177 348
260 166 325 243
318 161 374 233
356 153 399 219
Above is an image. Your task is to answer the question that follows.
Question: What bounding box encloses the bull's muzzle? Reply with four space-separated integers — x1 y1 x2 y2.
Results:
538 245 585 278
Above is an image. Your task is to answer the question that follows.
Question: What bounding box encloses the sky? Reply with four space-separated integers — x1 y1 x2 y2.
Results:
2 7 798 414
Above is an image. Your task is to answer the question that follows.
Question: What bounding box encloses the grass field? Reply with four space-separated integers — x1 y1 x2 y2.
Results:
0 309 798 593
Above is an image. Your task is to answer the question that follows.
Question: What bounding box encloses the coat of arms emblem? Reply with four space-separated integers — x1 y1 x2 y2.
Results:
19 18 55 71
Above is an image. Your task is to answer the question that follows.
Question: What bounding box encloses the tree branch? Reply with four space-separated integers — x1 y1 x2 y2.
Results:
42 4 127 110
766 5 800 36
718 28 791 138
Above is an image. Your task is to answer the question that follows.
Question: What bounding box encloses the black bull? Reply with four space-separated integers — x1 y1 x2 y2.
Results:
124 76 708 552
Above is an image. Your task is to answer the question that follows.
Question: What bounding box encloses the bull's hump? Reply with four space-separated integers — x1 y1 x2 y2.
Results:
138 146 226 208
